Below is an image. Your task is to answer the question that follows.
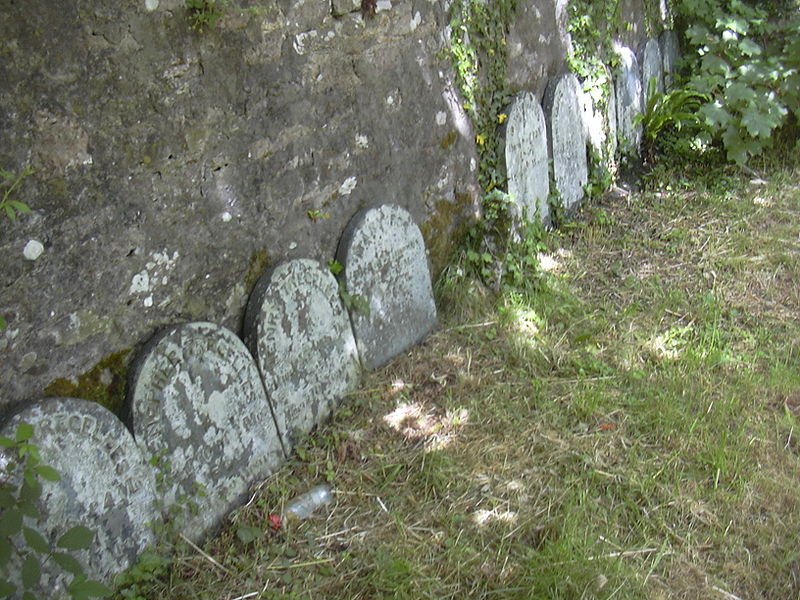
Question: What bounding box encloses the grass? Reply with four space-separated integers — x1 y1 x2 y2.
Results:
115 150 800 600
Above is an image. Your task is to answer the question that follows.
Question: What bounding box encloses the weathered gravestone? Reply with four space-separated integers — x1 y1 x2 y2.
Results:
0 398 157 593
614 44 643 157
243 259 360 451
543 72 588 214
660 30 680 90
504 92 550 225
639 38 664 107
336 204 437 370
127 322 284 539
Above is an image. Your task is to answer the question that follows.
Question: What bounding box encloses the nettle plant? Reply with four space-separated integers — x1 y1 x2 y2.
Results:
676 0 800 164
0 424 111 600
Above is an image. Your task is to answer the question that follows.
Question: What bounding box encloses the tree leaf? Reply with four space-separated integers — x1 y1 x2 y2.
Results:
33 465 60 482
68 579 113 598
19 475 42 503
0 508 22 537
21 554 40 589
57 526 94 551
15 424 33 443
22 527 50 554
0 436 14 449
738 38 762 57
52 552 85 576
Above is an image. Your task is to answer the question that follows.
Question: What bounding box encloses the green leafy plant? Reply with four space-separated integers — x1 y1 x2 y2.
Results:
185 0 228 31
0 423 112 600
636 77 712 163
0 166 33 223
676 0 800 164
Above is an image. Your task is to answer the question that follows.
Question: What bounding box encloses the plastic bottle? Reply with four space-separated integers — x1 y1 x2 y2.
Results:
284 484 333 520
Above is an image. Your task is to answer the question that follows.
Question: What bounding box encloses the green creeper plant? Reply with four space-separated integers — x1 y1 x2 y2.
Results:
0 165 34 331
185 0 228 31
0 423 112 600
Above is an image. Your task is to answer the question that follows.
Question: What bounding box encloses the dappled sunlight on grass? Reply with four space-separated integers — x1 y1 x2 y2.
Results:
382 400 469 453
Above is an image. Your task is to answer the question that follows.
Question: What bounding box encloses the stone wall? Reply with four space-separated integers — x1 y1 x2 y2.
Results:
0 0 648 412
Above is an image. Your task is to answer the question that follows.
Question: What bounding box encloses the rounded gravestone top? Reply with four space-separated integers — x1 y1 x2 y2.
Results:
243 259 360 450
127 321 284 539
543 72 588 214
0 398 157 592
614 44 643 157
336 204 437 370
505 92 550 225
660 30 680 90
639 38 664 107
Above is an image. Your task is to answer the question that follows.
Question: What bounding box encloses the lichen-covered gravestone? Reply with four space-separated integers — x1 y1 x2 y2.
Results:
0 398 157 593
127 322 284 539
543 72 588 214
336 204 437 370
504 92 550 225
243 259 360 451
638 38 664 107
614 44 643 157
660 30 680 90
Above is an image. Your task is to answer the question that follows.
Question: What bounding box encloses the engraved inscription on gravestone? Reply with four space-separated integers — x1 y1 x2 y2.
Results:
243 259 360 451
336 204 437 370
0 398 157 591
543 72 588 214
504 92 550 225
614 44 643 157
127 322 284 539
639 38 664 107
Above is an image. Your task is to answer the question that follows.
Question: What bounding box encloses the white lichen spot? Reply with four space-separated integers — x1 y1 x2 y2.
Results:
144 295 153 308
355 134 369 149
338 176 358 196
410 11 421 30
376 0 392 11
470 158 477 172
436 111 447 126
144 0 159 11
221 211 232 222
293 30 317 56
386 95 395 106
23 240 44 261
129 270 150 295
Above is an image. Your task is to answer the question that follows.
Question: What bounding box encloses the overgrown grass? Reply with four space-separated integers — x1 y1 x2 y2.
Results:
115 151 800 599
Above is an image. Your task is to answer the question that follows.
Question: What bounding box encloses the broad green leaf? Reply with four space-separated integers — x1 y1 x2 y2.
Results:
0 490 14 509
57 525 94 551
15 424 33 443
0 436 13 449
699 102 732 127
0 508 22 537
724 82 757 105
68 579 113 598
7 201 30 214
21 554 40 589
17 499 40 519
33 465 60 482
738 38 762 57
19 475 42 503
52 552 85 576
0 538 10 567
741 107 774 138
22 527 50 554
0 578 15 597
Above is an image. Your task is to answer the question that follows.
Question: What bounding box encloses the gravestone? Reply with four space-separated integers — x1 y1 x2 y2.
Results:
639 38 664 107
336 204 437 370
543 72 588 214
0 398 157 592
504 92 550 225
660 30 680 90
614 44 643 157
243 259 360 450
127 321 284 539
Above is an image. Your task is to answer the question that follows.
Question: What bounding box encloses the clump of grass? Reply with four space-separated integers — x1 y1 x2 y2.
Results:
116 148 800 599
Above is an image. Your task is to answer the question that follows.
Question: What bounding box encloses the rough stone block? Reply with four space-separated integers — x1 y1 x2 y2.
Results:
639 38 664 107
660 30 680 90
336 204 437 370
243 259 360 450
614 44 643 157
0 398 157 591
127 322 284 539
504 92 550 225
543 72 588 214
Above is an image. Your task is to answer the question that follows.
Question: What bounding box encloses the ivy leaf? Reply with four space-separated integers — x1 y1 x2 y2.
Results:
22 527 50 554
52 552 85 576
21 554 40 589
0 508 23 537
57 526 94 551
15 424 33 443
33 465 60 482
